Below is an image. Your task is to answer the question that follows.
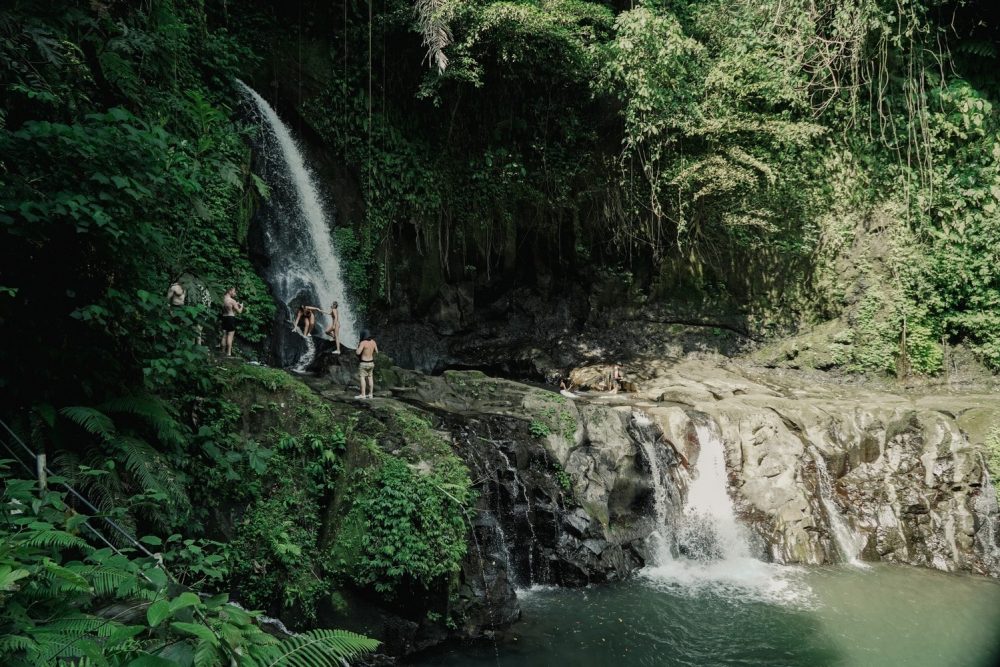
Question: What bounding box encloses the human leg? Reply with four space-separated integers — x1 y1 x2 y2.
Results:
356 366 366 399
359 361 375 398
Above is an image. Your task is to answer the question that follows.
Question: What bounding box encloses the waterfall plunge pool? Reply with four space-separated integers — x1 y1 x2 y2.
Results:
411 564 1000 667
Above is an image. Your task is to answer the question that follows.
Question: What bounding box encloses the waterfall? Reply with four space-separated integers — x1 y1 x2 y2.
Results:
642 419 810 606
675 422 752 561
630 411 675 561
810 447 867 566
237 81 359 365
974 453 1000 572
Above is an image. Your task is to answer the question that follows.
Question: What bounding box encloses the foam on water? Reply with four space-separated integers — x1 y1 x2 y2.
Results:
643 420 814 607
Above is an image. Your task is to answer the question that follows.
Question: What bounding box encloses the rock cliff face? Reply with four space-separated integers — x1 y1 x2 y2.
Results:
386 369 685 587
298 352 999 660
569 359 1000 576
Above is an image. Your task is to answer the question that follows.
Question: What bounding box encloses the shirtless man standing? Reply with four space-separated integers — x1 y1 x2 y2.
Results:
220 287 244 357
355 331 378 399
324 301 341 353
166 280 186 306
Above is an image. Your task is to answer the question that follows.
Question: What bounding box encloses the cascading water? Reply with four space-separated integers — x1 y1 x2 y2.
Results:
496 446 537 585
974 453 1000 571
630 411 677 561
809 447 867 566
675 422 752 562
643 419 810 605
237 81 359 367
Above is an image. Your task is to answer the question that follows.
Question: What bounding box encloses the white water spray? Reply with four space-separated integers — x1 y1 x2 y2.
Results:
237 81 359 364
642 420 811 606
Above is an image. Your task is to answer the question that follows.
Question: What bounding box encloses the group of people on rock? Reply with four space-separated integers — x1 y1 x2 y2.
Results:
166 279 631 402
166 279 378 399
292 302 341 352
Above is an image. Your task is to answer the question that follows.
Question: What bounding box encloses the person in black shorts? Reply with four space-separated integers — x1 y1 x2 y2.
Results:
220 287 244 356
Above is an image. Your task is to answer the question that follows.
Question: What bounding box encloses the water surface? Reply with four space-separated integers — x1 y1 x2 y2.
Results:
412 565 1000 667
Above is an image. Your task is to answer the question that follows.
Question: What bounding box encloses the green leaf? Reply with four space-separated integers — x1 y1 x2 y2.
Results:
168 591 202 613
170 622 219 646
147 599 171 627
0 565 30 592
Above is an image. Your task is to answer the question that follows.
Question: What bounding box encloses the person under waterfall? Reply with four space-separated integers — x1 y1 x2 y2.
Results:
324 301 341 353
220 287 244 357
355 331 378 400
292 304 319 337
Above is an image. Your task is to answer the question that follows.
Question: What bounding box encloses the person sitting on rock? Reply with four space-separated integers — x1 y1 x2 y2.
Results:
610 364 624 394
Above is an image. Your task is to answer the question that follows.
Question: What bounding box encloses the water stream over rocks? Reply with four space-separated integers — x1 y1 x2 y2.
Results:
239 81 359 367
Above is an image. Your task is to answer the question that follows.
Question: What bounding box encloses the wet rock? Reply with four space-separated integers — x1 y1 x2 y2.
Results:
628 359 1000 575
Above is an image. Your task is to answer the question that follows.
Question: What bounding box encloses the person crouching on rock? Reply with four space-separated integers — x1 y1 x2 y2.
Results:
355 331 378 399
292 304 319 337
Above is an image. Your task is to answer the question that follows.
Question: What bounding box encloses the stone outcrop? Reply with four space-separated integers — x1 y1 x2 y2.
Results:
387 370 683 585
570 359 1000 576
297 350 1000 661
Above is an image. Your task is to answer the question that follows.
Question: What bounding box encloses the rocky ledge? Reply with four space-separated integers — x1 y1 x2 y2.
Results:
569 359 1000 575
298 350 999 659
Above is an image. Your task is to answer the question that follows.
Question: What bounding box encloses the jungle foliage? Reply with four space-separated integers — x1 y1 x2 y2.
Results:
1 0 1000 661
245 0 1000 374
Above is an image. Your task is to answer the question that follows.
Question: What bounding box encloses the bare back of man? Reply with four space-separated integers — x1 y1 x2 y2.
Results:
355 334 378 399
220 288 244 356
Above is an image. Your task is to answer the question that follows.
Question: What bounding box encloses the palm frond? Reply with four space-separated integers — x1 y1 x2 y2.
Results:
414 0 452 73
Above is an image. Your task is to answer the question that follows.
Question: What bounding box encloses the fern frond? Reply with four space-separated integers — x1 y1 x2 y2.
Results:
111 436 188 513
25 630 88 662
85 566 145 599
193 638 221 667
0 633 36 655
263 629 380 667
100 395 183 446
21 528 89 550
59 407 116 440
43 615 122 638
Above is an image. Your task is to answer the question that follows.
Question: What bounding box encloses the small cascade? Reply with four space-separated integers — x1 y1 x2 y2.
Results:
459 426 515 575
496 446 537 585
974 453 1000 573
237 81 359 367
629 411 676 560
676 422 752 562
643 418 810 606
290 335 316 374
810 447 866 566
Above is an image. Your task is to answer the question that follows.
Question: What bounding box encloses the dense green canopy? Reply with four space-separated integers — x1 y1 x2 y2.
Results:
1 0 999 663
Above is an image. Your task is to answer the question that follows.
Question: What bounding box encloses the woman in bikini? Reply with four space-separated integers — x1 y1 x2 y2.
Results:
324 301 341 353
